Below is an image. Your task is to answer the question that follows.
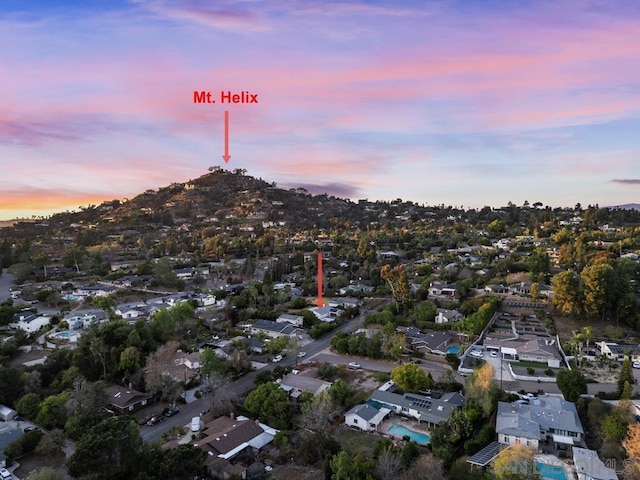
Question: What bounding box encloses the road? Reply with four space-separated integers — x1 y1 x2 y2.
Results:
0 268 15 301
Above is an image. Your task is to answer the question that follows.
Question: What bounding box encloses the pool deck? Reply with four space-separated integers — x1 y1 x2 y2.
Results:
379 415 431 437
535 454 576 480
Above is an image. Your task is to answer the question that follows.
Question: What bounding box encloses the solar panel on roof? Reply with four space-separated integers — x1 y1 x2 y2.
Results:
466 442 504 467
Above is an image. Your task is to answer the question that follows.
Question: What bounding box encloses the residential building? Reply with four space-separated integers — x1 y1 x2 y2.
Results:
12 313 51 333
496 397 584 453
598 342 640 362
339 284 374 295
435 308 463 324
308 305 337 323
404 328 455 355
369 390 464 428
250 319 298 338
279 373 332 399
573 447 618 480
105 385 152 413
329 297 363 310
276 313 303 327
484 338 563 367
344 404 390 432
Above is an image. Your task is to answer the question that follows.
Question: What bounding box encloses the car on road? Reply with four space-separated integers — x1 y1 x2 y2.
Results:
272 355 283 363
23 426 40 433
633 361 640 369
146 415 165 426
470 350 483 357
165 406 180 417
348 362 361 369
297 351 307 358
490 351 498 357
0 467 12 480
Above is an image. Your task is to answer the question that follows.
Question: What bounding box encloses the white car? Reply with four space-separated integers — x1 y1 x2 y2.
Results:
272 355 283 363
0 468 12 480
470 350 483 357
297 351 307 358
633 361 640 369
490 351 498 357
348 362 361 369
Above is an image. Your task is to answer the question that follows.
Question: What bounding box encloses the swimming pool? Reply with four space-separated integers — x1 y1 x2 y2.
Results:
446 346 460 354
536 461 567 480
387 424 430 445
54 331 71 339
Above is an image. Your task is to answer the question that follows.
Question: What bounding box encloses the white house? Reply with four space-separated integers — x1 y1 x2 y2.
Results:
344 404 390 432
308 306 336 323
435 308 463 324
12 313 51 333
496 397 584 453
276 313 304 327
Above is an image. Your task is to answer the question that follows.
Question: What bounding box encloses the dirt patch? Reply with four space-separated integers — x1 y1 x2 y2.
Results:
13 452 67 479
7 348 51 368
270 464 324 480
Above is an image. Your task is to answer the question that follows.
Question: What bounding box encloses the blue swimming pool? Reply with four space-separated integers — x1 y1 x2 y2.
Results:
536 462 566 480
387 424 430 445
446 346 460 354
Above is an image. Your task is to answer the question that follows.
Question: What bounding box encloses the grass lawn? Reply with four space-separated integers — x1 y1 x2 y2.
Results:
332 426 378 457
13 452 67 479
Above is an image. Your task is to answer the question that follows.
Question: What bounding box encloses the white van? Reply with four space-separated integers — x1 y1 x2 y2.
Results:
191 416 202 432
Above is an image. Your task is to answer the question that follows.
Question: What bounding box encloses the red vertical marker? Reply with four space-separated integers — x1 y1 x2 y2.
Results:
317 252 323 307
222 110 231 163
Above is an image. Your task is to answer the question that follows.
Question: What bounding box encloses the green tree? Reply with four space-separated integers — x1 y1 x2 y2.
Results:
119 346 140 382
67 416 142 479
581 263 615 319
328 379 356 407
15 392 41 419
36 392 68 430
391 364 429 393
243 382 294 429
551 271 583 317
618 358 634 398
556 369 587 402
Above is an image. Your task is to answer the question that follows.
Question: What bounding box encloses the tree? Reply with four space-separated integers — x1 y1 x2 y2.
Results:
623 423 640 472
618 358 634 398
581 263 615 319
200 347 234 415
36 429 66 457
465 363 499 417
551 271 583 317
67 416 142 479
36 393 69 430
400 453 445 480
16 392 41 419
556 369 587 402
492 444 540 480
328 379 356 407
391 364 429 393
381 264 410 313
144 341 182 405
119 346 140 382
529 282 539 301
243 382 294 429
300 392 340 432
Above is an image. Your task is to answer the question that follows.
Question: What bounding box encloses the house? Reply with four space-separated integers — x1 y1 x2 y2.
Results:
279 374 332 399
435 308 463 324
105 385 152 413
65 310 105 330
12 313 51 333
177 352 201 370
192 414 278 462
276 313 304 327
484 338 563 367
496 397 584 453
0 427 24 467
428 281 457 296
573 447 618 480
243 337 266 354
329 297 363 310
405 328 455 355
339 284 374 295
250 319 298 338
173 267 194 280
485 284 508 294
509 282 531 296
369 390 464 428
344 404 390 432
598 342 640 362
73 285 118 297
308 305 337 323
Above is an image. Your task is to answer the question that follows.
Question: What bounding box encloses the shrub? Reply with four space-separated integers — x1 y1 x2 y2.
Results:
526 367 535 375
545 368 554 376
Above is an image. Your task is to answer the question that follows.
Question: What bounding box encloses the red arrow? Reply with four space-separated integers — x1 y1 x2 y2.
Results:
222 110 231 163
317 252 323 307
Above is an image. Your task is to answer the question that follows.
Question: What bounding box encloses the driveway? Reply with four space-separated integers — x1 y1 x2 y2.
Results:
0 269 15 301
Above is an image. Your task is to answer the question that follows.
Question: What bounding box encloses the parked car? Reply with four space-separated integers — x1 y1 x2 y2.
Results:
348 362 361 369
470 350 483 358
490 351 498 357
297 351 307 358
272 355 283 363
146 415 165 426
0 467 12 480
23 426 40 433
633 361 640 369
165 406 180 417
191 416 202 432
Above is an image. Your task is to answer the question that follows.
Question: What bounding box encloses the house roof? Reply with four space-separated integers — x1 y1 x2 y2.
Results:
407 330 455 352
196 416 265 458
280 374 332 395
369 390 462 425
496 398 584 439
105 385 151 409
572 447 618 480
252 319 297 335
436 308 462 320
346 403 381 422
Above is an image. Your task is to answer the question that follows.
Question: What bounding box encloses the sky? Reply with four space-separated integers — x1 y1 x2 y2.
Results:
1 0 640 220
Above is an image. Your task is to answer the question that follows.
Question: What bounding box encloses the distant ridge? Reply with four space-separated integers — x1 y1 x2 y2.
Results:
607 203 640 211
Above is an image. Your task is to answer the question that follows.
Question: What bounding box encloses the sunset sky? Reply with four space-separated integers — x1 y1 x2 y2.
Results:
2 0 640 220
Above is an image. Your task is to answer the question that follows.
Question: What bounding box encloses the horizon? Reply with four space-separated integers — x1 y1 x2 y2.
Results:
2 1 640 219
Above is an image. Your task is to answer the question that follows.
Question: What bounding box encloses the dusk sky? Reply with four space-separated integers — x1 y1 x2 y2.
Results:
2 0 640 220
